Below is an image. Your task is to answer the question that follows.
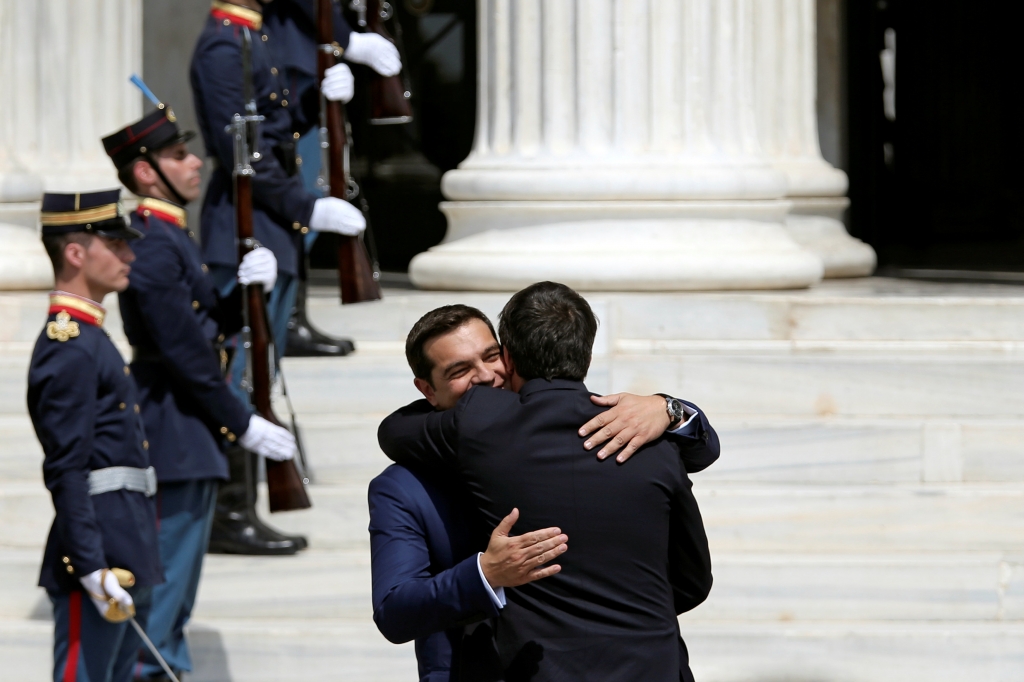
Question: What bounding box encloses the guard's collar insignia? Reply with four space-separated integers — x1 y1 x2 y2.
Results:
138 197 187 228
49 292 106 328
211 1 263 30
46 311 80 343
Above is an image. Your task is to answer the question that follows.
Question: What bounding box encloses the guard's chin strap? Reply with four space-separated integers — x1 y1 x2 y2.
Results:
144 153 188 207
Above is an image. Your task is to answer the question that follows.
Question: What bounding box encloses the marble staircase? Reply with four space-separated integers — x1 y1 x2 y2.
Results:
2 278 1024 680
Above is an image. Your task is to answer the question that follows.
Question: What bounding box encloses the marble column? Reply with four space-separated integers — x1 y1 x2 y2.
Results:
0 0 141 290
410 0 825 291
753 0 875 277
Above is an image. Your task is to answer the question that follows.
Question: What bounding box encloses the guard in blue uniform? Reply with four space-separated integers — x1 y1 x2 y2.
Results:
261 0 402 357
28 191 160 682
190 0 367 369
102 102 301 679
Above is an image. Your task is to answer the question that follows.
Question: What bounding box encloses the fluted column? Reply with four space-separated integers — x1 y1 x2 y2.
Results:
410 0 824 291
0 0 141 290
753 0 875 277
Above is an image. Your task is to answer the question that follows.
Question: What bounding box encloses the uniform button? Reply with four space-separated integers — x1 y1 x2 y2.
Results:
66 565 74 574
300 226 309 234
293 132 300 140
223 19 231 26
201 264 208 273
220 426 228 434
261 34 268 42
188 231 195 238
271 67 279 75
142 210 151 217
143 440 149 450
292 222 301 230
119 402 126 410
281 99 288 107
192 300 200 310
218 334 225 342
282 88 289 95
124 366 130 376
226 432 237 442
295 155 303 166
134 404 140 414
269 92 277 101
62 556 71 564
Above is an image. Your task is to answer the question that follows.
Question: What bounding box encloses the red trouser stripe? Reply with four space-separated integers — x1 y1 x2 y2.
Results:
63 591 82 682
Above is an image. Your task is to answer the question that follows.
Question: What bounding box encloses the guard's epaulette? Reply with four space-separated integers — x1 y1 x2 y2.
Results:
46 311 81 343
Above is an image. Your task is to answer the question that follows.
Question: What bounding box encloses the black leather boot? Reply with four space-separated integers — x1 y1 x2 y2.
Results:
207 446 307 555
284 279 355 357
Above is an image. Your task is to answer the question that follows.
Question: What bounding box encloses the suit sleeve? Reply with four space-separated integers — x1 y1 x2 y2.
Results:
191 36 317 227
667 465 713 615
129 235 251 437
666 400 721 474
377 398 462 472
34 346 106 577
369 474 498 644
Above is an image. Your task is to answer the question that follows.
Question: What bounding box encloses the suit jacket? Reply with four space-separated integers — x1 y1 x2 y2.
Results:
191 6 322 278
369 464 500 681
28 295 163 592
119 202 250 482
378 379 714 682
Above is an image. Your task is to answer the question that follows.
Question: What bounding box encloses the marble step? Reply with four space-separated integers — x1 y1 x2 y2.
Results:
4 412 1024 485
4 617 1024 682
5 482 1024 555
4 547 1024 623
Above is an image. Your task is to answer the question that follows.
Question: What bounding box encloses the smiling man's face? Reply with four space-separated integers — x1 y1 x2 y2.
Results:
414 318 508 410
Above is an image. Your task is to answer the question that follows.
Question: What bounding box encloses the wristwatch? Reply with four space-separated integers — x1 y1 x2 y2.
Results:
655 393 685 429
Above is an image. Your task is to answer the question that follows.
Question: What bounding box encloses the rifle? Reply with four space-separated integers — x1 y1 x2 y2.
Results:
316 0 383 304
350 0 414 125
229 27 311 512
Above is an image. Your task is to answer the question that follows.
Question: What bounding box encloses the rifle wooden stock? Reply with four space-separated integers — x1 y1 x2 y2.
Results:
365 0 413 124
316 0 382 304
235 174 312 513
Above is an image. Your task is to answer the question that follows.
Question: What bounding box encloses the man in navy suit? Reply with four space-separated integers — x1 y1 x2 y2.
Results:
369 303 719 681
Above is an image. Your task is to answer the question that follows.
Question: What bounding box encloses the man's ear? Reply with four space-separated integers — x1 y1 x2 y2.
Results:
413 377 439 407
502 347 516 377
133 158 157 189
62 241 88 271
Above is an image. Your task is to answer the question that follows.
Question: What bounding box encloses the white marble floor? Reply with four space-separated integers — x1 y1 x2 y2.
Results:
3 278 1024 681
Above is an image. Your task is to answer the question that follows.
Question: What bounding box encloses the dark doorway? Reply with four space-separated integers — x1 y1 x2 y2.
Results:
309 0 477 273
847 0 1024 271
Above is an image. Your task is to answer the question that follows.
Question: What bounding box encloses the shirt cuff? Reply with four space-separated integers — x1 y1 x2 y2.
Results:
669 403 699 437
476 552 506 610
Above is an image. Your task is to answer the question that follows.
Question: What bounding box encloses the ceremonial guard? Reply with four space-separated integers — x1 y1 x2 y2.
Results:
28 191 161 682
262 0 402 356
102 100 300 679
190 0 364 554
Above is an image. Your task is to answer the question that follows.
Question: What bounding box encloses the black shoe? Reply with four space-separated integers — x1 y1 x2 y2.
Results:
207 516 302 556
285 320 355 357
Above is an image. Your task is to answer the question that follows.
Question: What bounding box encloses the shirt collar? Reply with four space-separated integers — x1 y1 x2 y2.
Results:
210 0 263 30
138 197 187 228
49 291 106 327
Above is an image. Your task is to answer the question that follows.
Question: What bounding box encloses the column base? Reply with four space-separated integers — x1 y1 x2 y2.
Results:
0 222 53 291
411 209 824 292
783 198 876 278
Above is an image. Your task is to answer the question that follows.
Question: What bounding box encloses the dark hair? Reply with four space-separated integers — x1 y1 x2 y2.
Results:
117 158 144 194
405 305 498 385
41 232 95 279
498 281 598 382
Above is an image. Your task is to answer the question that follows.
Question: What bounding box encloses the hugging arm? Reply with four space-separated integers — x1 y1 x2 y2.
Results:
376 398 461 472
668 472 714 614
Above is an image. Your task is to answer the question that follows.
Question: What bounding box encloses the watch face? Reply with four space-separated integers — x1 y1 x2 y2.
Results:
669 398 684 420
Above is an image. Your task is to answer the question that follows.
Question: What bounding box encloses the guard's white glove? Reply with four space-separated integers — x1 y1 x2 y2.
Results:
237 247 278 291
80 569 134 621
321 63 355 103
239 414 296 461
309 197 366 236
345 32 401 77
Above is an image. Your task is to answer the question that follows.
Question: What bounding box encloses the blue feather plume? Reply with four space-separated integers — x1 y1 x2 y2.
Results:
129 74 162 107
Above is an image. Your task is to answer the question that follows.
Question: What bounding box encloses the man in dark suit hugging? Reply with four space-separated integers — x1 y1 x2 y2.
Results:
376 282 715 681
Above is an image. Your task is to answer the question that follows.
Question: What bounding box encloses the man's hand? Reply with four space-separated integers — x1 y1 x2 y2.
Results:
321 63 355 103
310 197 366 236
237 247 278 291
239 415 297 461
480 508 567 588
579 393 670 463
80 568 134 622
344 32 402 77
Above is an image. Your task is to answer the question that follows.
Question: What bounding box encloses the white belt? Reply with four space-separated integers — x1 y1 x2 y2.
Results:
88 466 157 497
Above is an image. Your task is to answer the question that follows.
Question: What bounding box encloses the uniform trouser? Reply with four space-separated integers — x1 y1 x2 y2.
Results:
51 586 152 682
137 479 218 679
212 268 298 406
